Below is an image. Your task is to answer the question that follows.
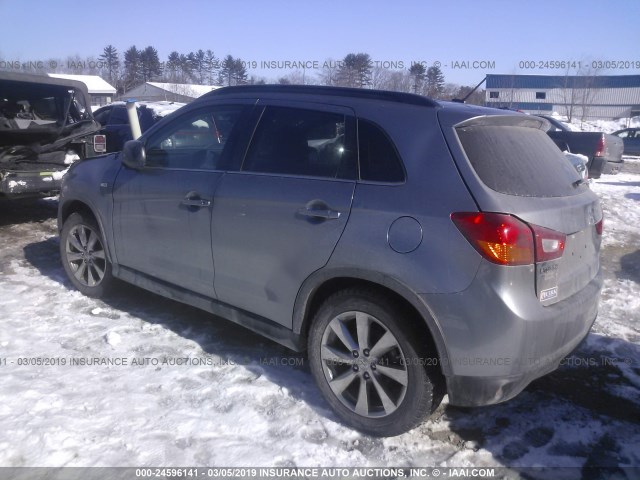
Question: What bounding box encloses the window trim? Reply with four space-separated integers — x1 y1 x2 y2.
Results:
356 117 407 185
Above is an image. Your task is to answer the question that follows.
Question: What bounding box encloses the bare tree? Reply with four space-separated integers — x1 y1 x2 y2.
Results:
440 82 460 100
278 70 306 85
577 65 602 124
560 65 580 122
370 66 393 90
319 58 340 86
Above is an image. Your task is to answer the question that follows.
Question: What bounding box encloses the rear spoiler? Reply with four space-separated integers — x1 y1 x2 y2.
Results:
455 115 549 131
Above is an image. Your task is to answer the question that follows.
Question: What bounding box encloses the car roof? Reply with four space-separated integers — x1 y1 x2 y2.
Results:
0 71 90 93
200 84 527 123
203 84 441 107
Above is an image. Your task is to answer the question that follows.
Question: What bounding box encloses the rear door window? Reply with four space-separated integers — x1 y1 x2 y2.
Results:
242 106 356 179
456 124 586 197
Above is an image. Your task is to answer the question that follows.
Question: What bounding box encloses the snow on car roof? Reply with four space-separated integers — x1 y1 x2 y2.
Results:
147 82 220 98
99 100 186 117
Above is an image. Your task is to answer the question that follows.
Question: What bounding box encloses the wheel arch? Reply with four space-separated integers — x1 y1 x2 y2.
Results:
293 268 452 376
59 198 114 264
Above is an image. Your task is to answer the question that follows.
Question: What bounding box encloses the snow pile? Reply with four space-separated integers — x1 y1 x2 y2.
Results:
549 112 640 134
0 173 637 473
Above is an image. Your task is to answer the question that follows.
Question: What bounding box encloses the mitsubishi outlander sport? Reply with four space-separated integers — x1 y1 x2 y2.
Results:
58 85 603 436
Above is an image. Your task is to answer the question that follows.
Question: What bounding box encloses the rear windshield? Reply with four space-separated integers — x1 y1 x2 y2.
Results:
456 125 586 197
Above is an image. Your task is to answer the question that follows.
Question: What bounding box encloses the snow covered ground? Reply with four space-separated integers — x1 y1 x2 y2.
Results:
547 113 640 134
0 169 638 478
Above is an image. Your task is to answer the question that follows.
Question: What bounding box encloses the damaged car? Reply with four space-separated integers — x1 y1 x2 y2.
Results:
0 72 101 199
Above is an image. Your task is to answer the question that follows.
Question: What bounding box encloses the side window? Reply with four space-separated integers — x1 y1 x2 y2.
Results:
109 107 130 125
358 119 405 183
93 107 111 126
242 106 355 179
617 130 628 138
144 105 243 170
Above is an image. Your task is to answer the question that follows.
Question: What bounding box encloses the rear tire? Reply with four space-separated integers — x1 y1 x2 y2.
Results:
308 288 442 436
60 212 114 298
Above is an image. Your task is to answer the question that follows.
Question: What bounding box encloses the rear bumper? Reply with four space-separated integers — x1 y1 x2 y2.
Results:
0 171 63 199
587 156 607 179
603 158 623 175
421 263 602 407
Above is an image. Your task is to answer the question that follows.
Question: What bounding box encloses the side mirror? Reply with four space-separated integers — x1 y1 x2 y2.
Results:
122 140 146 169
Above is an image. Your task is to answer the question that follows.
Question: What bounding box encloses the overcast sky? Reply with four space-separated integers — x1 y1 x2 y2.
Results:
1 0 639 86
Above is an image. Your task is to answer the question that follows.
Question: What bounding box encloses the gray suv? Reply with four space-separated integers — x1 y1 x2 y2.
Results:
58 85 603 436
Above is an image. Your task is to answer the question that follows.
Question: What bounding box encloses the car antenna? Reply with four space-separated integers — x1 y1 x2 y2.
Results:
452 76 487 103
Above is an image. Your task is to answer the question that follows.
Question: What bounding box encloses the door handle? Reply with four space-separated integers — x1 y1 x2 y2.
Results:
181 192 212 208
297 207 341 220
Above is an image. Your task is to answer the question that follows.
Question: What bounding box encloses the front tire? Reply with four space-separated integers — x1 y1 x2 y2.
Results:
60 212 114 297
308 289 442 436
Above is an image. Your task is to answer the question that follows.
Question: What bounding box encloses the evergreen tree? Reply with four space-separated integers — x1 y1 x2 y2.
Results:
166 51 181 82
140 46 162 82
99 45 119 86
220 55 235 86
425 65 445 98
190 50 208 84
337 53 372 88
408 63 426 94
180 53 194 82
123 46 142 91
233 58 248 85
204 50 219 85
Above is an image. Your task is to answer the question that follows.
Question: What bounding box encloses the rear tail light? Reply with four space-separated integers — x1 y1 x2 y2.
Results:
451 212 534 265
594 134 606 157
595 217 603 235
452 212 567 265
531 224 566 262
93 135 107 153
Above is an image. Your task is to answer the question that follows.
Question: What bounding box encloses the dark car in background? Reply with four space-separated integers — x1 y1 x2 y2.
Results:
538 114 624 177
93 101 184 153
58 85 603 436
0 72 101 199
611 128 640 157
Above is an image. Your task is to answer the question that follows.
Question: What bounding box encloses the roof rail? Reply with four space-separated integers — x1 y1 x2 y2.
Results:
203 84 440 107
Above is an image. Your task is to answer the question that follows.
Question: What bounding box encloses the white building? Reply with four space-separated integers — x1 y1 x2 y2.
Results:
122 82 220 103
47 74 116 107
485 74 640 120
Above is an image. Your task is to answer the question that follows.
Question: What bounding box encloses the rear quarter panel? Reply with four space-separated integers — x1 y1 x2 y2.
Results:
327 104 481 295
